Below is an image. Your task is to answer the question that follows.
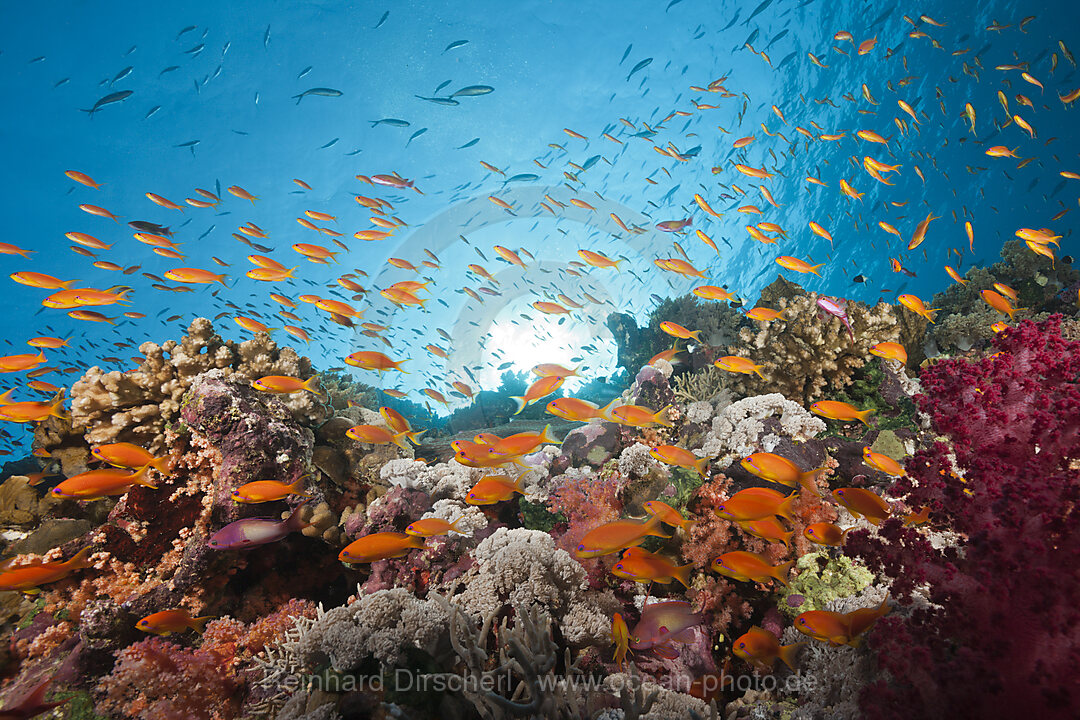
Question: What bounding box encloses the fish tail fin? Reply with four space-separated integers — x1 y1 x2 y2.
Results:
689 329 703 343
644 513 672 539
48 398 69 421
778 642 804 670
391 431 412 451
539 424 561 445
286 500 312 532
447 516 462 532
190 615 214 634
777 492 797 522
613 258 625 272
301 375 324 396
63 545 95 570
132 465 159 490
286 266 299 278
13 677 54 713
810 264 824 276
596 398 619 422
673 563 693 588
0 388 13 405
798 467 826 497
60 279 80 289
694 456 710 478
654 405 675 427
286 476 308 496
149 455 172 475
393 360 409 374
511 396 528 415
857 408 876 426
753 364 768 381
216 274 228 286
773 559 795 587
406 429 428 445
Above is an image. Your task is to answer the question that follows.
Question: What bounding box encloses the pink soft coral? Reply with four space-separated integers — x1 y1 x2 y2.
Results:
844 316 1080 719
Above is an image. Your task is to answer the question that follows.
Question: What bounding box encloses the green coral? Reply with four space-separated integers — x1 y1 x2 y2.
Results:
16 597 46 630
667 467 704 511
832 360 918 434
779 552 874 617
56 690 108 720
519 499 565 532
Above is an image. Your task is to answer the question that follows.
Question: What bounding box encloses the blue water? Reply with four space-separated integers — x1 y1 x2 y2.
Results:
1 0 1077 440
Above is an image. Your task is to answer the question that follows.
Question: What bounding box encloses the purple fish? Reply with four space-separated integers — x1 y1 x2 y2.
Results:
208 502 309 550
630 600 700 659
816 295 855 345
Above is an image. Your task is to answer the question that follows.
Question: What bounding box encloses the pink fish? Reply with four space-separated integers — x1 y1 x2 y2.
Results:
656 218 693 233
629 600 701 659
816 296 855 345
208 502 310 550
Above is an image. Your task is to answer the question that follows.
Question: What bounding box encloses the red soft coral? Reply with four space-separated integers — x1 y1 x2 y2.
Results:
844 316 1080 720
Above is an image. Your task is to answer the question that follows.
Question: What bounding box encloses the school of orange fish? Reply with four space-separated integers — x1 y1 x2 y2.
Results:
0 8 1077 703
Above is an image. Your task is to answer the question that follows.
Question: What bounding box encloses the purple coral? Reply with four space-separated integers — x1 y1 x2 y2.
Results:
844 316 1080 719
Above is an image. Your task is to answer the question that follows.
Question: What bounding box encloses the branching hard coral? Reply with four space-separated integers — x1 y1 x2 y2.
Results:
725 288 906 404
33 318 326 461
672 368 730 405
844 316 1080 719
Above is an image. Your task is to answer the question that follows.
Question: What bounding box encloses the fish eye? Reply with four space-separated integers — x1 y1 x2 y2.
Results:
577 544 585 551
738 642 745 649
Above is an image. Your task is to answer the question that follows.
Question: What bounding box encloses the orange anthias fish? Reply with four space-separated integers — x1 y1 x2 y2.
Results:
609 404 672 428
611 613 631 669
0 546 93 593
869 341 907 364
795 598 890 646
611 546 693 587
712 550 793 587
811 400 875 426
338 532 426 563
51 466 158 500
732 626 802 672
649 444 709 477
252 375 323 395
714 355 766 379
405 517 464 537
897 294 936 323
231 477 309 503
981 289 1021 319
346 424 411 450
90 442 170 473
136 609 213 635
693 285 735 301
465 474 526 504
511 375 564 414
490 425 561 457
832 487 892 525
575 515 670 558
659 321 701 341
803 522 849 547
643 500 690 530
629 600 700 659
740 453 825 495
546 397 609 422
775 255 823 276
344 351 407 373
715 487 796 522
862 447 905 476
